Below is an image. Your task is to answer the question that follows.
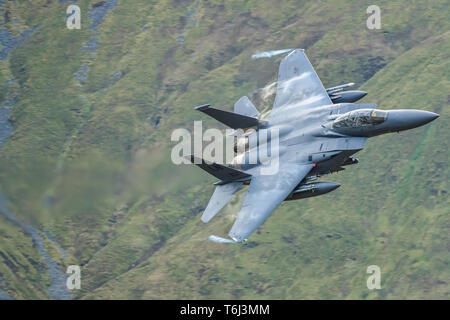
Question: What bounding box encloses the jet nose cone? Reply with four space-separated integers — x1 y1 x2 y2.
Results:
405 110 439 127
428 111 440 121
416 110 439 122
388 110 439 131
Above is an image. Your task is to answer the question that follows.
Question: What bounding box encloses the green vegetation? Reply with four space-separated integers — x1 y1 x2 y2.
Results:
0 0 448 299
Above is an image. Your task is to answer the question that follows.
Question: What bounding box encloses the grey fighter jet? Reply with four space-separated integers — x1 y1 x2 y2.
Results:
189 49 439 243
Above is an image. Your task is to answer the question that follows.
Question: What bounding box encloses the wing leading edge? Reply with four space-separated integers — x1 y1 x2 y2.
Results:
228 163 313 242
270 49 331 118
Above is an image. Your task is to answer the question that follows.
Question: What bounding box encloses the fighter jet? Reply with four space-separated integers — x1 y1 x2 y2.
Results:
188 49 439 243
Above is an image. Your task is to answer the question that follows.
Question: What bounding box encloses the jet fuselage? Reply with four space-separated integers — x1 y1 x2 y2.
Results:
234 102 438 179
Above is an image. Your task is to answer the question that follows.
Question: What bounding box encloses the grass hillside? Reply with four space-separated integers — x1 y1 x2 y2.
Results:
0 0 448 299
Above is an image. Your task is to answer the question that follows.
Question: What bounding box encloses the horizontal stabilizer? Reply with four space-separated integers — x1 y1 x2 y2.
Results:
186 155 252 182
234 96 260 118
202 182 243 223
195 104 259 129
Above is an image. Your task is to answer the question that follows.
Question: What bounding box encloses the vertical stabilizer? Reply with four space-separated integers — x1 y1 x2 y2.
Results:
234 96 260 118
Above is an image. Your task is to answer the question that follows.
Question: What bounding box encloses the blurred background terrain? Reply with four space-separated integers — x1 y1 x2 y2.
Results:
0 0 448 299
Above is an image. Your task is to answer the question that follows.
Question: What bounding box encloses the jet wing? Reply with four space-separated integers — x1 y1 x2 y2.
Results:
270 49 331 118
228 163 313 242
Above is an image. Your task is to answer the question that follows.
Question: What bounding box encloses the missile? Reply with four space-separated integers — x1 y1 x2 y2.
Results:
325 83 367 103
326 82 355 94
329 90 367 103
285 181 340 201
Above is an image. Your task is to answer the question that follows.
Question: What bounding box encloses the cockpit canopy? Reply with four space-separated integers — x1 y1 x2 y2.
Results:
332 109 387 128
